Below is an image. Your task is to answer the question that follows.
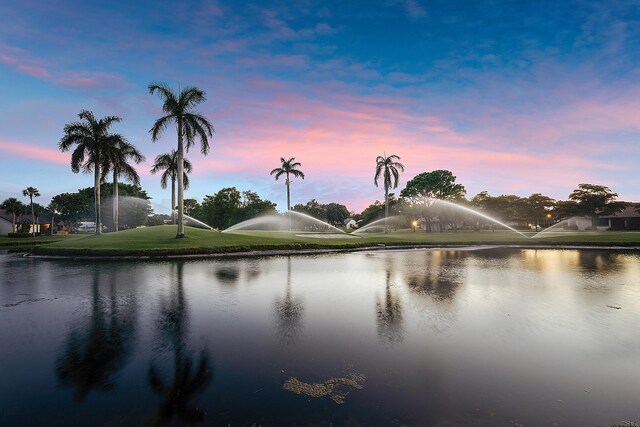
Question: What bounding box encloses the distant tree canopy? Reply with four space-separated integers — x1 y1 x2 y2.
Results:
194 187 276 230
568 184 627 218
357 195 399 226
470 192 526 222
49 192 94 231
401 170 466 203
293 199 326 220
325 202 350 226
292 199 350 225
50 183 152 231
0 197 27 232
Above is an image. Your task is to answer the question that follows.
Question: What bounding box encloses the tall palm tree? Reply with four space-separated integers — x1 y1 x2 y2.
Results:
102 140 145 231
270 157 305 211
59 110 125 235
0 197 25 233
149 83 214 238
374 154 405 232
22 186 40 236
150 150 193 224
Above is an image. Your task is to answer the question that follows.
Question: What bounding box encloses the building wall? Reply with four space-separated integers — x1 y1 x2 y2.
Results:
0 218 13 235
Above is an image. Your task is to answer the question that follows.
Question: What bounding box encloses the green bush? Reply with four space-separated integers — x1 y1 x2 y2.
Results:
7 232 35 238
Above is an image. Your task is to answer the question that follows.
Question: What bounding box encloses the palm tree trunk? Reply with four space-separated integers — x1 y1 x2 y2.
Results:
171 177 176 225
113 171 119 232
30 195 35 237
11 212 15 234
51 213 55 236
94 160 102 235
176 119 185 238
286 175 291 210
286 174 291 231
384 185 389 233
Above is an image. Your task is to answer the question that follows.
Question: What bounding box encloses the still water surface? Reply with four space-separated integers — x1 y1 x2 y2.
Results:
1 248 639 426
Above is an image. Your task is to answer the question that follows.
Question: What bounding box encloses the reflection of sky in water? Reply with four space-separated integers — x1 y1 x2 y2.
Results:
0 248 639 426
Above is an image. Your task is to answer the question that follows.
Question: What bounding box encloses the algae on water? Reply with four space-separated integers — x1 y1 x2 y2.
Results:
282 373 366 404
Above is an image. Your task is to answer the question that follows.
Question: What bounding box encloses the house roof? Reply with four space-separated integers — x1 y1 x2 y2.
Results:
600 205 640 219
1 209 54 223
0 210 12 222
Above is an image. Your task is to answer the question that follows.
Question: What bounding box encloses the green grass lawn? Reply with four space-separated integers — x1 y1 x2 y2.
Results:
0 234 83 251
27 225 640 257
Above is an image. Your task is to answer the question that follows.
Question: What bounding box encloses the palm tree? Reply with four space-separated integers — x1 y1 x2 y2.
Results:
149 83 214 238
32 203 45 234
0 197 25 233
102 140 145 231
22 186 40 236
270 157 305 211
150 150 193 224
374 154 405 232
59 110 125 235
47 201 60 236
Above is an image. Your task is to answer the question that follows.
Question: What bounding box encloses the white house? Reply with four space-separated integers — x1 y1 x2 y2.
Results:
0 211 14 235
344 218 357 229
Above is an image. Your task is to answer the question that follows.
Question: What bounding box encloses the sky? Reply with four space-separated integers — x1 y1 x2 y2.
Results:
1 0 639 213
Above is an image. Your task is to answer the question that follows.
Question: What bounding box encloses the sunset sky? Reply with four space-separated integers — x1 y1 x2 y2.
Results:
1 0 639 213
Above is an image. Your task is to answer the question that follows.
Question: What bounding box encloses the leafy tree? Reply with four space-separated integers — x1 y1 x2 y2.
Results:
80 184 152 230
292 199 326 220
325 203 350 226
400 170 466 203
400 170 466 232
374 154 404 232
270 157 305 211
150 150 193 224
59 110 126 235
149 83 214 238
233 190 276 224
199 187 242 230
197 188 276 230
22 186 41 236
1 198 26 234
568 183 628 227
470 192 527 228
523 193 556 228
49 192 94 232
359 195 399 226
553 200 581 220
102 139 144 231
183 199 200 217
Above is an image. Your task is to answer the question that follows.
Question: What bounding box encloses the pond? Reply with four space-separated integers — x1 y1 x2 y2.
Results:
1 248 639 426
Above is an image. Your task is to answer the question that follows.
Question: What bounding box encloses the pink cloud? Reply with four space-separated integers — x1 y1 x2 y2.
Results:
179 76 638 210
56 71 130 90
0 139 69 165
17 64 51 78
0 44 51 79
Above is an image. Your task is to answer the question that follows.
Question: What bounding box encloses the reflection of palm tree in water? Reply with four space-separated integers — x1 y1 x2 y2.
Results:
406 252 461 302
274 257 304 345
56 268 136 400
148 262 212 426
376 260 404 344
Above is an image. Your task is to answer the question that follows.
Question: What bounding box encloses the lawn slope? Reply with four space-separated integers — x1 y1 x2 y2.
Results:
30 226 640 257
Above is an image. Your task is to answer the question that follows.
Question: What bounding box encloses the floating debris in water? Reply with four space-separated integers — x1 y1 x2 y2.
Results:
283 373 366 404
607 305 622 310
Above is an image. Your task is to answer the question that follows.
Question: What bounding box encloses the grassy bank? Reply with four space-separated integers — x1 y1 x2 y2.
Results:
0 234 82 252
28 225 640 257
